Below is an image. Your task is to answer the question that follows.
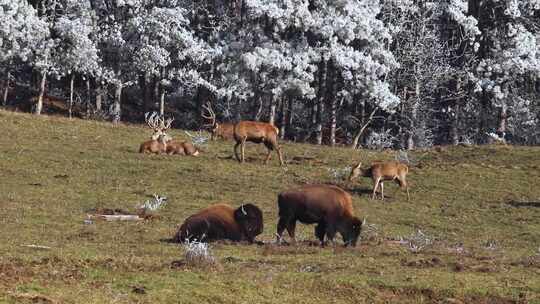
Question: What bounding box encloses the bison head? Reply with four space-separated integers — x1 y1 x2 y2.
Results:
234 203 264 243
342 217 363 247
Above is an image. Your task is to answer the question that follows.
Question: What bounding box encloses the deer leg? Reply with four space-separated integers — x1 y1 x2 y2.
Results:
276 145 284 166
240 137 247 163
403 179 410 201
380 182 384 200
372 178 381 200
234 141 241 162
263 140 274 165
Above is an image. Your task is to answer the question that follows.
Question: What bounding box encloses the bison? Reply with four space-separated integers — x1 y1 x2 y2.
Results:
276 184 362 247
173 203 264 243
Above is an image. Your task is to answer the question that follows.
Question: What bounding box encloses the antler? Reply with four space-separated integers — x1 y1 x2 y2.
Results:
201 102 216 127
145 112 161 131
145 112 174 140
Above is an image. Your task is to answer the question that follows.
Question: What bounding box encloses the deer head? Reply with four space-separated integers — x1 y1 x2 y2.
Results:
145 112 174 142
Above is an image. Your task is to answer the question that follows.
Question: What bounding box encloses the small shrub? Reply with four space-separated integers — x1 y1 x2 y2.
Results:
137 194 167 212
397 230 433 253
327 166 351 182
183 239 217 267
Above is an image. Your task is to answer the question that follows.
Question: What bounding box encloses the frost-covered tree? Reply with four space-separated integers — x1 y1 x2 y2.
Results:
236 0 399 146
53 1 101 117
0 0 49 107
449 0 540 143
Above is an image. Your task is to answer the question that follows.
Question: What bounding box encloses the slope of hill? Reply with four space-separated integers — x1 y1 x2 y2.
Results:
0 110 539 303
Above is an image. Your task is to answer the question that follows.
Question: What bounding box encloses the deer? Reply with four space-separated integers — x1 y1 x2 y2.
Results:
233 120 284 166
166 141 200 156
139 112 173 154
201 102 235 141
348 161 410 201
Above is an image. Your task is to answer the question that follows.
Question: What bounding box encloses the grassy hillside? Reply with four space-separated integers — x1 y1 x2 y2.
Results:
0 110 539 304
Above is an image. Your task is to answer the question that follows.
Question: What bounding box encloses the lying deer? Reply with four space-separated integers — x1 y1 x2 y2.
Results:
234 120 284 166
166 141 200 156
348 161 410 201
202 102 235 141
139 112 173 154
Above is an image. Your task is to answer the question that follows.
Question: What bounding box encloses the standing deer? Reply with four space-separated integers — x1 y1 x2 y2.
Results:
348 161 410 201
201 103 235 141
234 120 284 166
138 112 173 154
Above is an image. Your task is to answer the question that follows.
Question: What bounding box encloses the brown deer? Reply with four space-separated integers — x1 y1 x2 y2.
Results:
348 161 410 201
233 120 284 166
166 141 200 156
201 103 235 140
138 112 173 154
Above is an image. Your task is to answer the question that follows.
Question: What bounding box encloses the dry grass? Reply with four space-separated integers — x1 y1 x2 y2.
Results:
0 109 539 303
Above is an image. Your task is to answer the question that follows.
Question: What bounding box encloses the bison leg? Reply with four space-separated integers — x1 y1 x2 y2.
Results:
315 222 326 247
325 224 337 247
286 221 297 244
276 217 289 244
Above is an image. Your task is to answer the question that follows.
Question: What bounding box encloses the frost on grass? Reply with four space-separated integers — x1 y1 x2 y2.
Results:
183 239 217 267
360 218 380 242
397 230 434 253
137 194 167 212
184 131 210 148
327 166 351 182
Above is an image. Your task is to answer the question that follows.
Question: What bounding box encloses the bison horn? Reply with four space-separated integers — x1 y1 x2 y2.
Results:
241 204 247 215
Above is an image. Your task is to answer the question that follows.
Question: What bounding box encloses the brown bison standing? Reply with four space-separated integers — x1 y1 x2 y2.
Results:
173 203 263 243
276 184 362 247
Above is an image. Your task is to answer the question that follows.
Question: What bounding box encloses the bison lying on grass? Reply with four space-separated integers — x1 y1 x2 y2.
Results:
173 203 263 243
276 184 363 247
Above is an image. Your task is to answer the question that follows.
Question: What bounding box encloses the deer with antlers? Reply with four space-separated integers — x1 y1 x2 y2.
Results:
139 112 174 154
348 161 410 201
201 103 235 141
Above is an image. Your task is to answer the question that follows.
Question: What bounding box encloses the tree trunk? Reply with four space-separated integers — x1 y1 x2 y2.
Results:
86 78 91 117
159 84 165 116
269 95 277 125
34 71 47 115
315 61 327 145
112 82 122 124
497 103 507 137
96 83 103 111
406 80 420 150
3 71 10 106
280 96 287 139
329 96 337 146
351 107 378 149
287 97 294 141
69 74 75 119
153 76 160 111
450 77 461 145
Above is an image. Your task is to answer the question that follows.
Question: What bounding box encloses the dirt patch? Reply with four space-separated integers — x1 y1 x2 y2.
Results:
374 285 519 304
402 257 444 268
261 244 320 256
8 292 58 304
510 255 540 268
